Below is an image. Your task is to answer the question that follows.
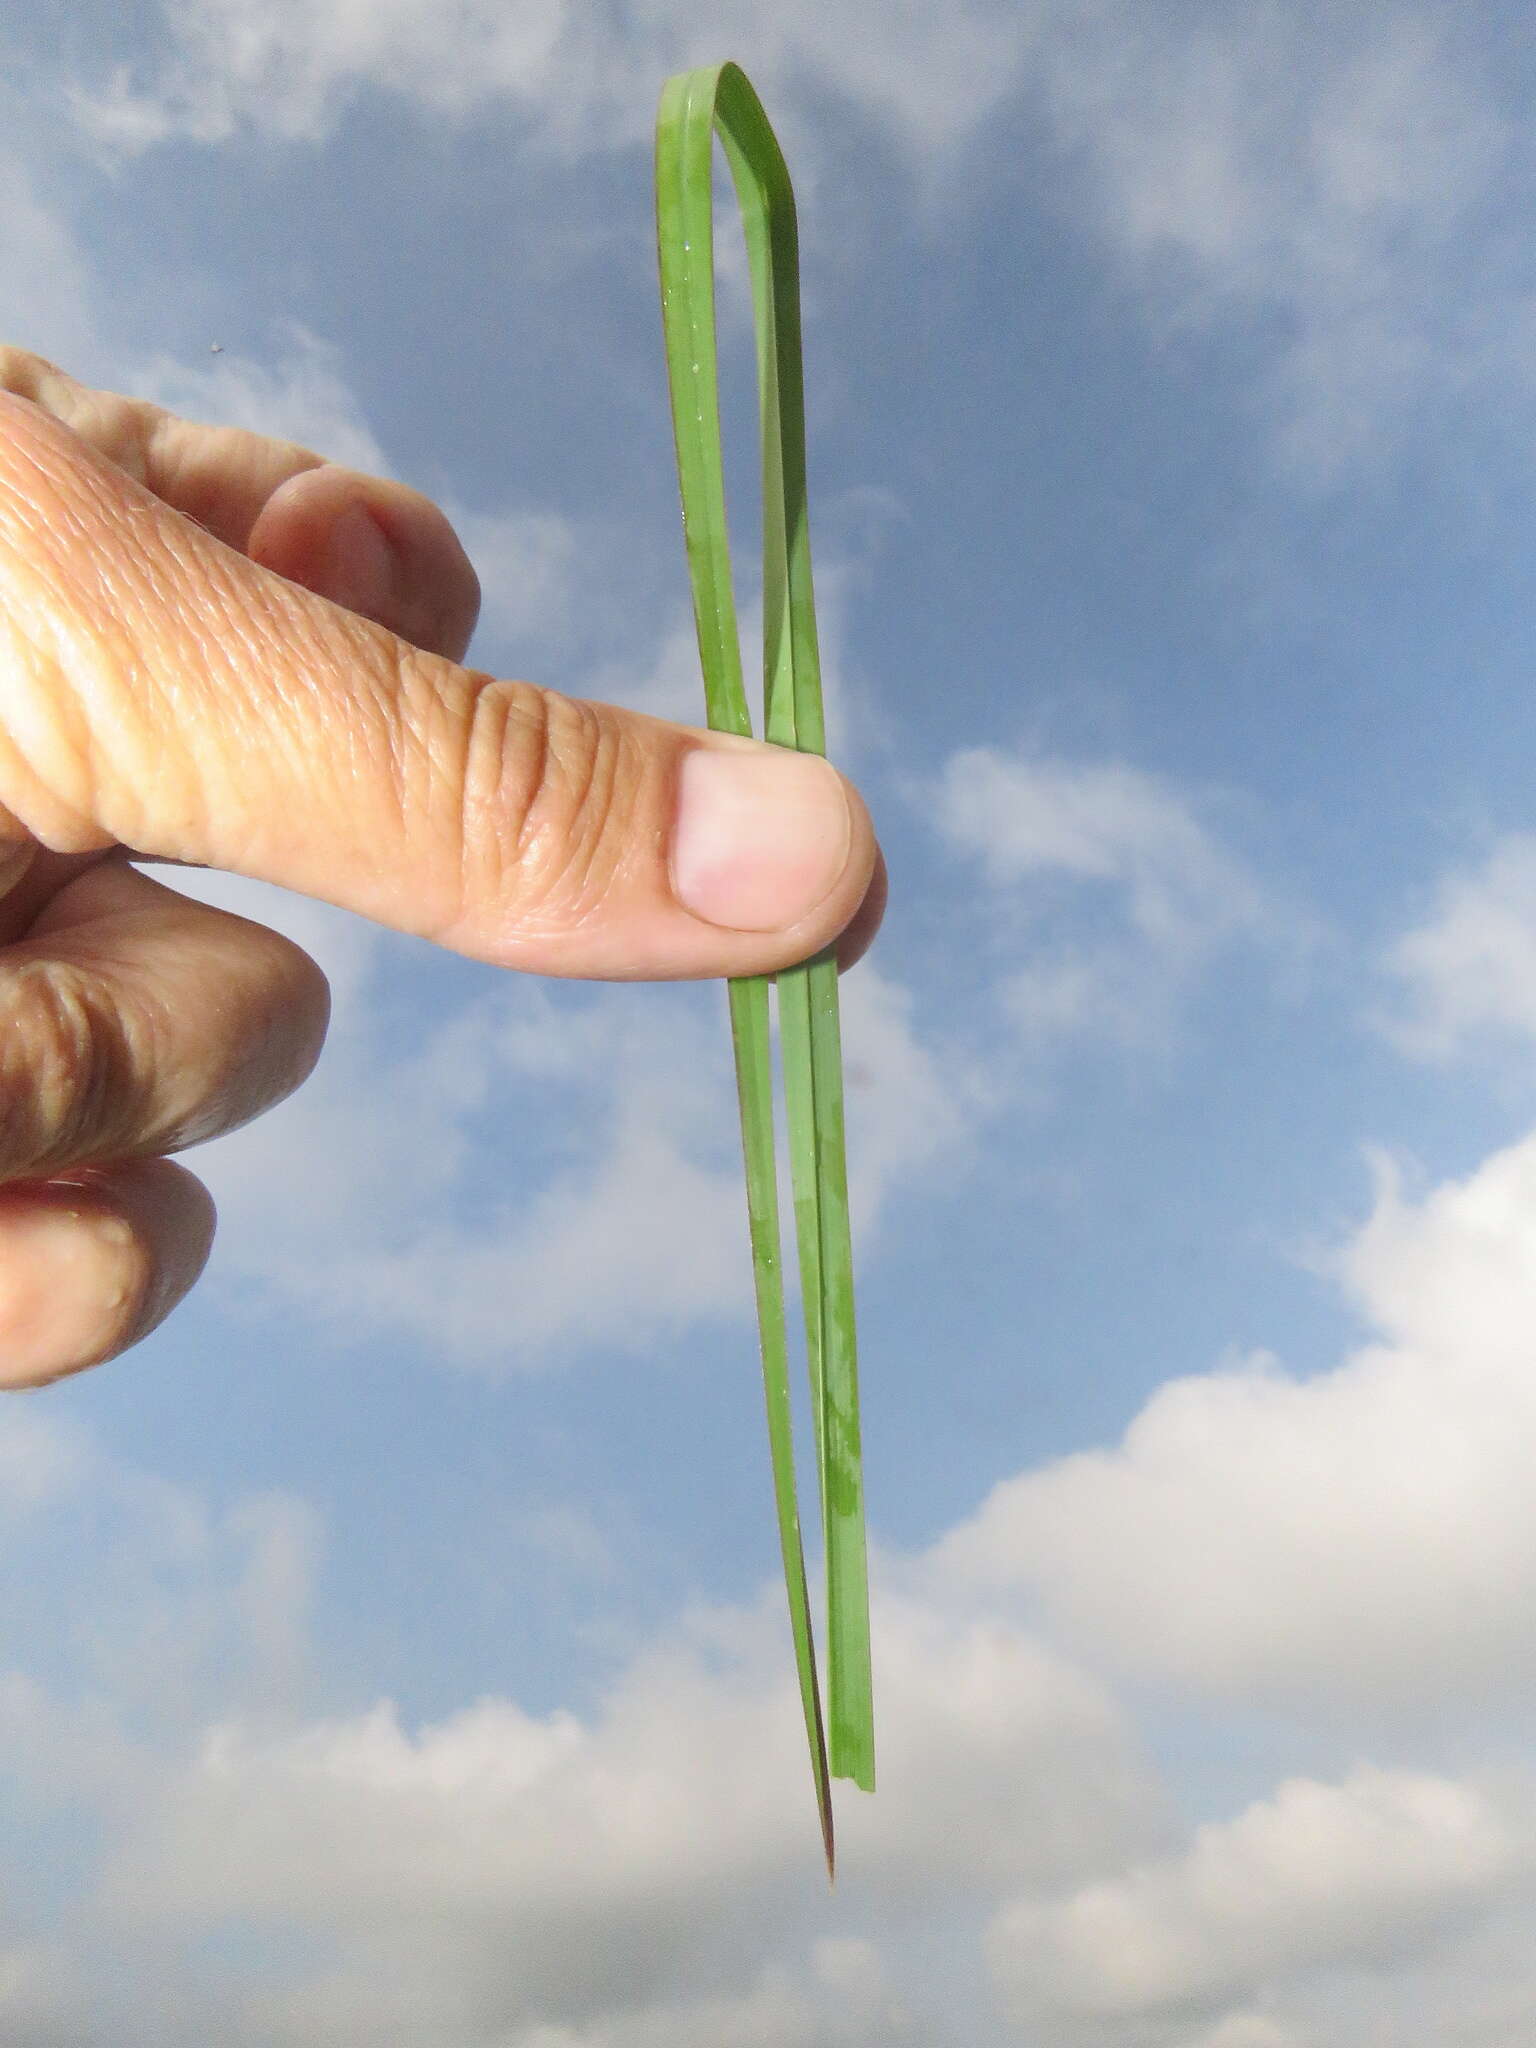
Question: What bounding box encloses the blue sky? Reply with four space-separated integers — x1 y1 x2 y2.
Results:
8 3 1536 2042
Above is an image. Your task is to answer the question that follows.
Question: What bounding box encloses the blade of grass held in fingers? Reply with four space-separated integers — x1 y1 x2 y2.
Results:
655 59 876 1858
728 973 835 1873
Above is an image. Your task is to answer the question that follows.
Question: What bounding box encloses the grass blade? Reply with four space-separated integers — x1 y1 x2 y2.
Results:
655 62 832 1870
655 59 875 1850
728 974 835 1873
802 953 873 1789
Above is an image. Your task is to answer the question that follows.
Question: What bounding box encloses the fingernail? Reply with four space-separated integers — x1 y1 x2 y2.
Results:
321 501 397 618
672 745 853 932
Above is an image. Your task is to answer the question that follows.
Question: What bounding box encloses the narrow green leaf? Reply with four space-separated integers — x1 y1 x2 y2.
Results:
727 975 835 1874
805 951 873 1790
655 58 876 1852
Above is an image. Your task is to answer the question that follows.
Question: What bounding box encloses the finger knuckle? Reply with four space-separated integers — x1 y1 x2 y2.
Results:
453 674 645 936
0 958 144 1177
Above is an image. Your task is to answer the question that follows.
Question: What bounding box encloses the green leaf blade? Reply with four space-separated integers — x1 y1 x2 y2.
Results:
805 952 873 1791
728 975 835 1873
656 55 874 1858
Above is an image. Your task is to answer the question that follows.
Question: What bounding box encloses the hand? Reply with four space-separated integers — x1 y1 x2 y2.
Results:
0 349 884 1389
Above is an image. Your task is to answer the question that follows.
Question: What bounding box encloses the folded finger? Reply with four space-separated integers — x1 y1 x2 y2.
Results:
0 856 329 1182
0 1156 215 1388
247 461 481 661
0 344 480 660
0 344 325 548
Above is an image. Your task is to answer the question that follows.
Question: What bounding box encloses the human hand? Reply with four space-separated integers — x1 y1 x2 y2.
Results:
0 349 884 1389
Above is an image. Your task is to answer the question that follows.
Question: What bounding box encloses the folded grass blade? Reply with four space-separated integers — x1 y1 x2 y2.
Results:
655 61 875 1864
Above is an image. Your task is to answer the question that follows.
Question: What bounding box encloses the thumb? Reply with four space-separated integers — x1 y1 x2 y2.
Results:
0 391 877 979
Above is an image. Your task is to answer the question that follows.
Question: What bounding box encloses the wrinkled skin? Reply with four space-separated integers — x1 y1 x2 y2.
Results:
0 349 884 1386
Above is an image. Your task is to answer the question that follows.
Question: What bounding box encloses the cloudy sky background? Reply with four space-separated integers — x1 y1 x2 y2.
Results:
6 2 1536 2041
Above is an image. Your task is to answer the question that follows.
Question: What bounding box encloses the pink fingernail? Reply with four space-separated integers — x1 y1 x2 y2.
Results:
671 746 853 933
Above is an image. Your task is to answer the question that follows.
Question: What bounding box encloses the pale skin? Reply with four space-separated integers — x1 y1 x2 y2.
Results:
0 348 885 1390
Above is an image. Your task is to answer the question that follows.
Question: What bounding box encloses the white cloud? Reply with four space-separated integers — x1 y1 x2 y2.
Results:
265 1944 916 2048
1030 11 1521 480
1317 1901 1536 2048
834 1589 1166 1897
1343 1135 1536 1365
937 747 1258 950
0 1426 1189 2048
57 1576 1156 2045
24 1216 1536 2046
1380 833 1536 1060
53 4 1536 490
0 1394 1159 2044
70 0 580 153
989 1765 1536 2028
31 1388 1536 2048
933 1121 1536 1716
66 0 1036 172
1179 2020 1310 2048
935 745 1264 1051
